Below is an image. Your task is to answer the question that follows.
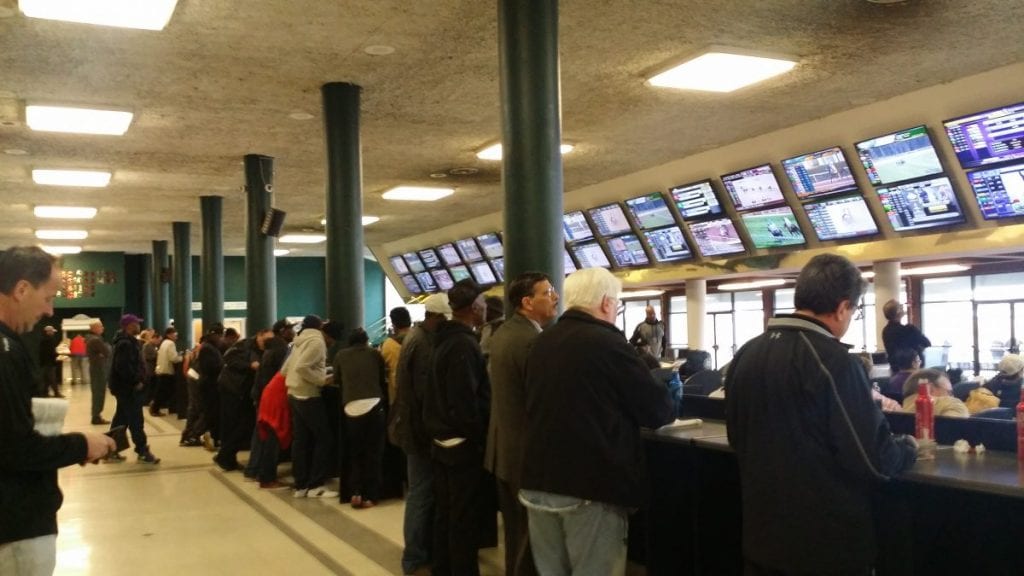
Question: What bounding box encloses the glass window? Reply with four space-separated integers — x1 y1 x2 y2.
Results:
922 276 972 302
623 300 650 336
922 301 975 370
733 290 763 310
705 292 733 313
975 273 1024 301
774 288 795 314
734 309 765 353
668 296 687 351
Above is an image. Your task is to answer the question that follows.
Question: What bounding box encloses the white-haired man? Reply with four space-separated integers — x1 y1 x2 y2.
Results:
519 267 674 575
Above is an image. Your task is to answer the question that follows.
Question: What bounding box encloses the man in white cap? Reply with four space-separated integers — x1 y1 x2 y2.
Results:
985 353 1024 409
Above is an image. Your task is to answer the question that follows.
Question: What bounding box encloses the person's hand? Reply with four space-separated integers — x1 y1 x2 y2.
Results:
250 360 260 371
83 432 117 463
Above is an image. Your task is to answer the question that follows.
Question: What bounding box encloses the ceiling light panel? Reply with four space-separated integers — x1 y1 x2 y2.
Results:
34 205 98 219
477 143 575 161
26 105 133 135
36 229 88 240
273 249 290 256
647 51 797 93
19 0 179 31
279 234 326 244
320 216 381 226
382 186 454 202
39 245 82 255
32 169 111 187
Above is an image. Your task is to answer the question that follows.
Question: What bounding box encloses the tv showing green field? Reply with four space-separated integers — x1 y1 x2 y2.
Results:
855 125 944 186
740 206 806 249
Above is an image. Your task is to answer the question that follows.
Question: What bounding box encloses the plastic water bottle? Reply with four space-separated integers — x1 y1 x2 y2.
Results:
1017 383 1024 461
915 382 936 460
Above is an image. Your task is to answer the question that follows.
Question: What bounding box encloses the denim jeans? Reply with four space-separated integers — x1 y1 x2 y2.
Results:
402 452 435 574
519 489 628 576
0 534 56 576
112 387 149 455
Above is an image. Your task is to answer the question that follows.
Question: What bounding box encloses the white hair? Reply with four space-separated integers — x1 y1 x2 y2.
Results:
563 267 621 311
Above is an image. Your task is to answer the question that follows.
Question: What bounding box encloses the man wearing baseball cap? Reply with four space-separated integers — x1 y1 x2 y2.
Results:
108 313 160 464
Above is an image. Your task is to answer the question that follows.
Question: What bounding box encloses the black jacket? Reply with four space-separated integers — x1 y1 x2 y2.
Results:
108 331 144 396
881 320 931 358
197 340 224 390
423 320 490 453
521 309 674 508
219 338 259 398
0 322 88 545
726 314 917 574
255 336 289 402
38 333 59 367
393 325 437 455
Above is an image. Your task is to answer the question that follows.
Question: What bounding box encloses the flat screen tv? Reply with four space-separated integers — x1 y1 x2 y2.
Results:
454 238 483 262
491 257 505 281
669 180 724 221
436 243 463 266
782 146 858 199
389 256 409 275
642 226 692 263
587 203 633 237
562 210 595 242
399 274 422 295
967 161 1024 220
943 101 1024 169
563 249 578 275
606 234 650 268
720 164 786 211
570 241 612 269
476 232 503 259
688 218 746 258
414 271 438 293
448 264 472 283
625 192 677 230
740 206 806 249
469 261 497 285
803 195 879 241
876 176 965 232
430 268 455 291
855 125 943 185
418 248 442 270
402 252 426 274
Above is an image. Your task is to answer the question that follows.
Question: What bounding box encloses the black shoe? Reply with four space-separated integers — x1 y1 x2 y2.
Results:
213 456 240 472
138 451 161 464
179 437 202 447
91 417 110 425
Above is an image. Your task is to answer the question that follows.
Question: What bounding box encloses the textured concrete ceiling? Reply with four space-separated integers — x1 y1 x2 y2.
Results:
1 0 1022 256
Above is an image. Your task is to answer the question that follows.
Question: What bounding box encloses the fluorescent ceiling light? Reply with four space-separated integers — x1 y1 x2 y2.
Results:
861 264 970 280
32 169 111 188
279 234 326 244
382 186 454 202
647 51 797 93
36 229 88 240
39 245 82 255
621 289 665 299
476 143 575 161
34 205 98 219
19 0 179 31
26 105 133 136
718 278 787 291
273 249 290 256
319 216 380 226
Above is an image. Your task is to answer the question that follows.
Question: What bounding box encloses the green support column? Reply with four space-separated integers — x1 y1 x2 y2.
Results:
322 82 364 333
244 154 277 337
140 253 153 328
201 196 224 335
498 0 564 299
152 240 170 333
172 222 193 349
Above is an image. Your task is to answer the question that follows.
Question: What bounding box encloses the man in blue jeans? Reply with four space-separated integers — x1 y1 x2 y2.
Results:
108 314 160 464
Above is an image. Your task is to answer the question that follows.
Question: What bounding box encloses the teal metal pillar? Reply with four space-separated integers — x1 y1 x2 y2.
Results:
498 0 564 299
140 253 153 328
244 154 277 336
152 240 170 333
322 82 364 333
201 196 224 335
172 222 193 349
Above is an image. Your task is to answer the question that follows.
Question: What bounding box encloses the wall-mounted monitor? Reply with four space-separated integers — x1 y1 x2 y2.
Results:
430 268 455 291
740 206 806 249
721 164 786 211
855 126 943 186
803 195 879 241
876 176 965 232
455 238 483 262
563 249 578 275
570 241 612 269
688 218 745 258
436 243 463 267
399 274 422 295
491 257 505 282
448 264 472 283
476 232 503 259
418 248 442 270
402 252 426 274
670 180 724 221
563 210 595 243
469 261 497 286
625 192 677 230
587 203 633 237
606 234 650 268
782 146 858 199
967 162 1024 220
642 226 692 263
943 101 1024 169
414 271 438 293
389 256 410 275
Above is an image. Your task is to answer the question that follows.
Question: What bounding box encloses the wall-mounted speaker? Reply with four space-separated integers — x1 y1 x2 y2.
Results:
261 208 287 237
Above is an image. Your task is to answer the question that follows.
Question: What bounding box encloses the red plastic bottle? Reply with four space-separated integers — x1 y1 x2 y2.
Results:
1016 384 1024 461
915 382 935 459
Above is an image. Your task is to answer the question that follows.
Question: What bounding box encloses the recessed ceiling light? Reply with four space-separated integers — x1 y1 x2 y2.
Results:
4 149 29 156
279 234 327 244
862 264 970 280
39 245 82 255
288 111 314 120
429 172 449 179
363 45 395 56
382 186 454 202
647 50 797 93
19 0 179 30
476 143 575 161
26 105 133 135
318 215 381 226
32 169 111 187
36 229 88 240
718 278 788 291
34 205 98 219
273 248 290 256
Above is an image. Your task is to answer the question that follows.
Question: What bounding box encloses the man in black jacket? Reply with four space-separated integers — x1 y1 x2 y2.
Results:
726 254 918 576
108 313 159 464
214 329 272 471
881 298 931 364
0 247 114 573
243 318 294 481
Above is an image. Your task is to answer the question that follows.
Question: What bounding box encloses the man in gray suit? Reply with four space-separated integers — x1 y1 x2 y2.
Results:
485 272 559 576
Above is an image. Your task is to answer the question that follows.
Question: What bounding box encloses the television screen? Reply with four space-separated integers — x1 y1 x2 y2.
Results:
571 241 612 269
399 274 422 294
625 192 677 230
741 206 806 249
587 203 633 237
491 257 505 281
944 101 1024 169
643 226 692 263
476 232 503 259
469 261 497 285
670 180 724 221
430 269 455 291
688 218 746 258
803 195 879 241
448 264 472 283
967 162 1024 220
563 249 578 275
389 256 409 275
436 243 463 266
782 146 858 199
606 234 650 268
418 248 442 269
402 252 426 274
455 238 483 262
876 176 965 232
414 271 438 293
562 210 595 242
855 126 943 185
721 164 786 211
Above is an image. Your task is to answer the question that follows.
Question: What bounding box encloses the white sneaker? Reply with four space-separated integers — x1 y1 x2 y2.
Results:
307 486 339 498
293 488 308 498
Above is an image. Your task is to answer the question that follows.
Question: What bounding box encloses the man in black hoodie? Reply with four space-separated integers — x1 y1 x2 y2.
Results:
108 314 159 464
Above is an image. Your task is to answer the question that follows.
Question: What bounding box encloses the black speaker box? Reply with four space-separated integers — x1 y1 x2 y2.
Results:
261 208 287 237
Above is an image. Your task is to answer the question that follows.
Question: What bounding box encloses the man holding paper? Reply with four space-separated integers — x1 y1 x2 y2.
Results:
0 246 115 575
